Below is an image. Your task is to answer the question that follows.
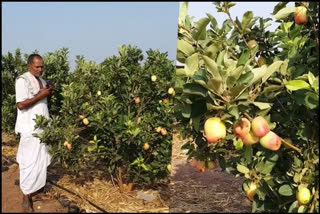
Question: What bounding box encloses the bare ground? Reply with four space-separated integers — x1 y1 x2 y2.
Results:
169 129 252 213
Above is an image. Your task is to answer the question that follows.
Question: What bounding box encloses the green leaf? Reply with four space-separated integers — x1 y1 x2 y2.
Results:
236 164 250 174
185 53 199 77
241 11 253 33
274 6 296 20
288 201 299 213
183 83 207 97
202 55 221 81
233 139 243 150
206 13 218 32
178 2 188 25
261 61 283 83
228 105 239 119
285 80 310 91
273 2 289 15
192 18 210 41
227 66 245 87
205 43 219 60
250 65 267 85
307 72 316 86
251 102 272 110
181 104 191 118
279 184 294 196
304 92 318 109
244 145 253 164
207 78 223 95
238 71 254 85
280 59 289 76
194 74 207 88
216 50 225 67
192 116 201 132
176 68 187 77
177 40 195 57
237 50 249 66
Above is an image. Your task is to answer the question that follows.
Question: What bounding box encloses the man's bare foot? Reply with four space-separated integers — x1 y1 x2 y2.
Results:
22 195 34 213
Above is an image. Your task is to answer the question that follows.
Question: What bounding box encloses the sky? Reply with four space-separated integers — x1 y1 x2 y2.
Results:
2 2 179 72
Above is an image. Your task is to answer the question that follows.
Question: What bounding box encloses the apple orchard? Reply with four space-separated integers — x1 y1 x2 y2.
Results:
176 2 318 213
2 45 176 191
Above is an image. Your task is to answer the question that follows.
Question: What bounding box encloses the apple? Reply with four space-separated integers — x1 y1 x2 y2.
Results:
246 182 257 201
241 131 259 145
196 161 205 172
167 164 171 172
83 118 89 125
78 115 85 120
207 161 216 169
160 128 167 136
251 116 270 137
97 90 101 96
296 187 311 205
156 127 162 133
134 97 140 104
67 143 72 150
162 98 169 103
168 87 175 95
190 159 198 168
204 117 226 144
233 118 251 138
143 143 150 150
151 75 157 82
260 131 282 151
257 56 266 67
247 40 257 49
64 141 69 147
294 6 308 25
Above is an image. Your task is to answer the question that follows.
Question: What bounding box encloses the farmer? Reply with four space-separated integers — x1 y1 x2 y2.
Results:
15 54 54 212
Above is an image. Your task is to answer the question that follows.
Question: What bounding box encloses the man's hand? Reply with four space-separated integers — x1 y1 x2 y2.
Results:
39 86 54 98
17 86 54 110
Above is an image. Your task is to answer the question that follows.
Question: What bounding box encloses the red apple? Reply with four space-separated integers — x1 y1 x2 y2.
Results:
260 131 281 151
134 97 140 104
233 118 251 138
241 131 259 145
204 117 226 144
251 116 270 137
294 6 307 25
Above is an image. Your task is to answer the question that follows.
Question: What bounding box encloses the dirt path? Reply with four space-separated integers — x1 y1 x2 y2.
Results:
169 129 252 213
2 133 68 213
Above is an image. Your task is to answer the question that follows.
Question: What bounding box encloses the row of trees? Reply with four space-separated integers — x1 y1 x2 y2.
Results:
2 45 176 188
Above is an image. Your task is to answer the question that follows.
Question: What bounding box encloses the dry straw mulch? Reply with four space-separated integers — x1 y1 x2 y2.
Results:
47 173 169 213
169 129 252 213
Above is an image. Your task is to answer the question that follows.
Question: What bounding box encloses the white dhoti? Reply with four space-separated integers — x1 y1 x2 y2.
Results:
16 133 52 195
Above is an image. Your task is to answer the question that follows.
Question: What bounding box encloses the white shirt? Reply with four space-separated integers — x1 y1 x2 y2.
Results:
15 76 50 134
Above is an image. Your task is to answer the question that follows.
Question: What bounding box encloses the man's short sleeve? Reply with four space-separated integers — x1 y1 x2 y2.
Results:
16 78 29 103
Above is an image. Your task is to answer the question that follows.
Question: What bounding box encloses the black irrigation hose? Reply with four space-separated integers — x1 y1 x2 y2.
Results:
2 154 108 213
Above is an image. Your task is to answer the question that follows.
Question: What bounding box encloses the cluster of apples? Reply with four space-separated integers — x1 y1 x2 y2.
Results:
203 116 282 151
233 116 281 151
63 141 72 150
156 126 167 136
78 114 89 125
189 158 216 173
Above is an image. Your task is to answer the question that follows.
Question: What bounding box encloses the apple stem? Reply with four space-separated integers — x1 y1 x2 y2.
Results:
280 138 302 154
243 112 253 121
